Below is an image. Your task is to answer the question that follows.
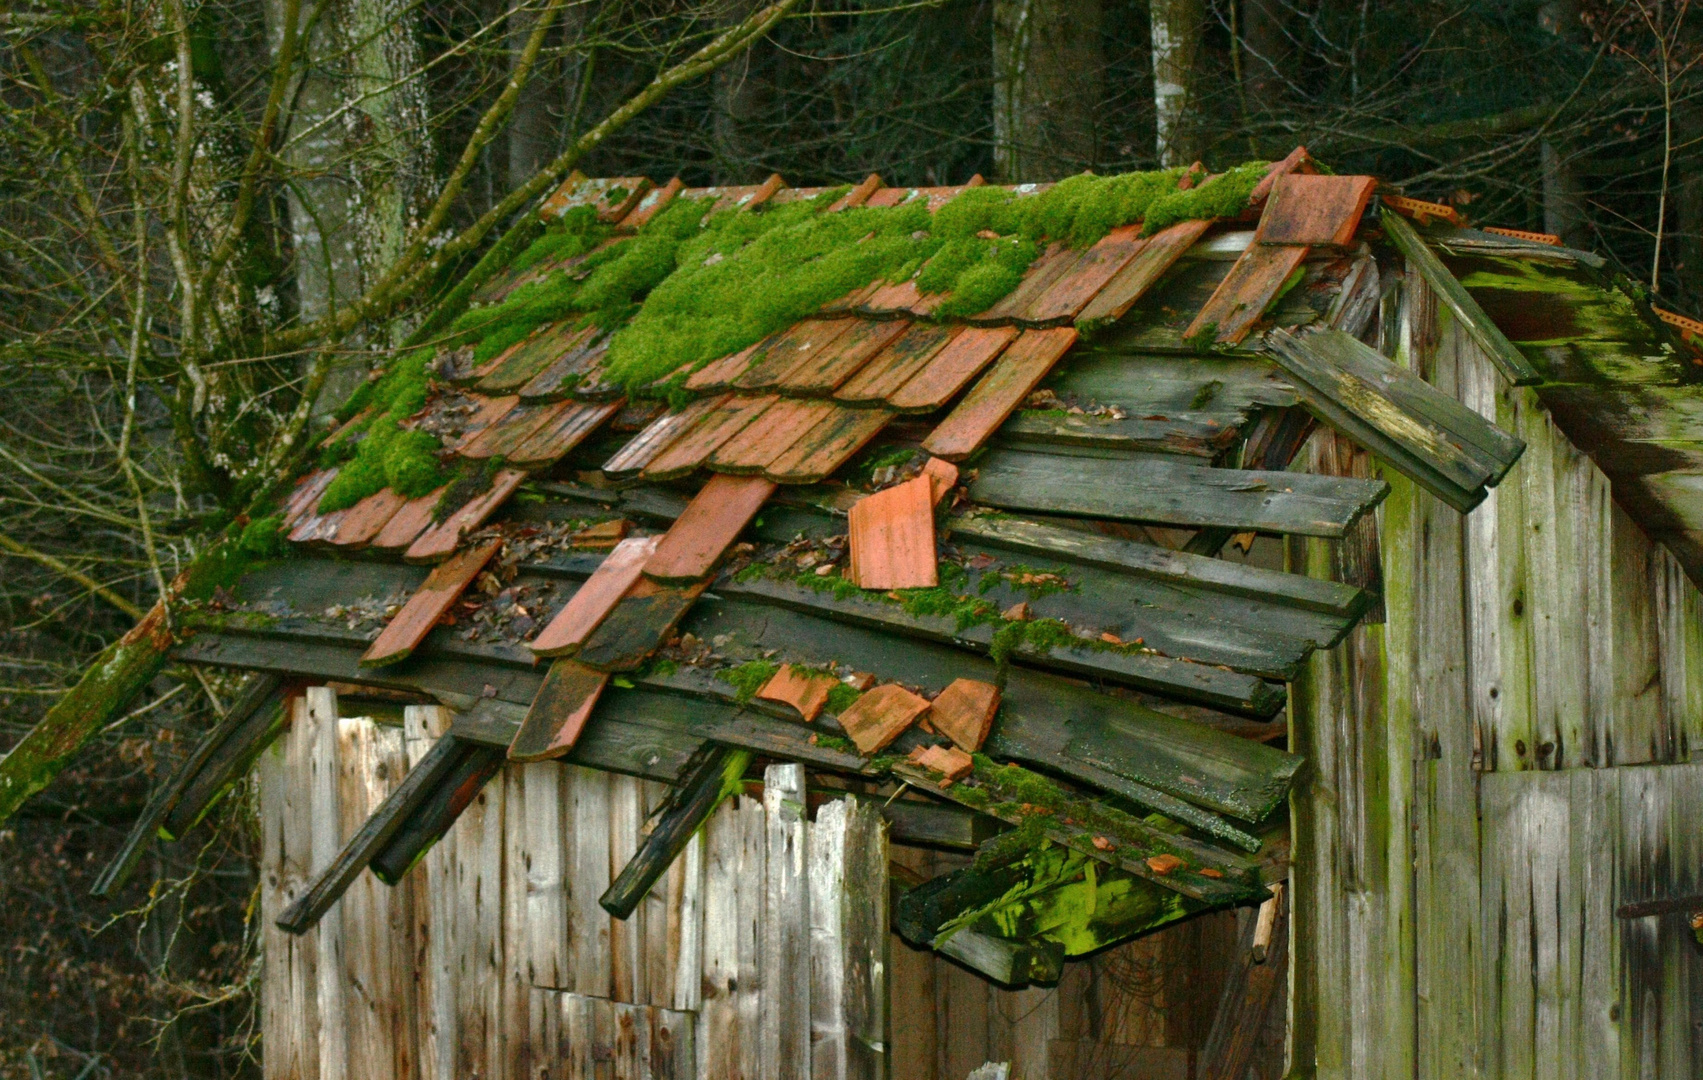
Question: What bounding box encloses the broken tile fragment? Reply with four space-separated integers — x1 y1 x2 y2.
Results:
755 664 839 722
907 744 974 785
1146 853 1185 876
571 519 631 549
922 457 959 506
837 683 931 754
928 678 1000 752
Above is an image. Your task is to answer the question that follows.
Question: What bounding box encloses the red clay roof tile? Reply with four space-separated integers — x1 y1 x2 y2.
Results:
763 405 894 484
927 678 1000 752
707 397 839 474
921 326 1077 460
838 682 931 754
642 394 777 480
825 174 883 212
328 488 409 549
369 486 448 553
1022 225 1148 322
1074 218 1211 327
361 538 502 667
1185 241 1309 345
642 473 776 584
507 399 623 468
847 474 937 589
885 325 1018 413
603 395 730 478
834 323 960 404
404 468 526 563
731 320 857 390
508 658 609 761
529 534 659 657
755 664 840 722
778 318 911 395
616 176 684 230
1256 173 1377 247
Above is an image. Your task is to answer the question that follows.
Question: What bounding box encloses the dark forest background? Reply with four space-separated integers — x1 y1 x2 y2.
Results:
2 0 1700 1074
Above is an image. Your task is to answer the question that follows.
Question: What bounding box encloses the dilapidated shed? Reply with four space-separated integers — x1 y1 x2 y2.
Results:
101 150 1703 1079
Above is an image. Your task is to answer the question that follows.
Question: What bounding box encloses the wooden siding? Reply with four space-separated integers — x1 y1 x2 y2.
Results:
259 692 886 1080
1290 269 1703 1079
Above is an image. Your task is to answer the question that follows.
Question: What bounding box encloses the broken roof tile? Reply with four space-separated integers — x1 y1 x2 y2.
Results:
848 474 937 589
1022 225 1148 323
835 323 960 404
507 399 623 468
508 658 609 761
922 457 959 505
731 320 857 390
825 173 883 212
327 488 409 549
616 176 683 230
756 664 840 722
516 331 609 400
707 397 839 474
369 486 448 553
763 405 894 484
403 468 526 563
1382 193 1464 227
838 683 931 754
778 318 911 395
642 394 777 480
459 400 575 460
361 538 502 667
642 473 776 584
1255 173 1378 247
906 744 974 784
1185 241 1310 346
1074 218 1212 328
603 395 729 478
928 678 1000 752
530 535 660 657
885 325 1018 413
921 326 1078 461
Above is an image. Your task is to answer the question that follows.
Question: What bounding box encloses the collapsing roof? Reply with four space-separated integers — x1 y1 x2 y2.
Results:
102 148 1703 984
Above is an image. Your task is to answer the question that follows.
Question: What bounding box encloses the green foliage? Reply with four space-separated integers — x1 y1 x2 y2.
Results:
824 683 862 714
236 515 287 559
383 429 450 497
717 659 780 702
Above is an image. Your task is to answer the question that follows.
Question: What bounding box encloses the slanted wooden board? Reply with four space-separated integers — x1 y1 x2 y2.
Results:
1264 327 1526 512
363 540 503 666
847 475 937 589
922 327 1078 460
1379 205 1543 385
1255 173 1378 247
1185 241 1310 345
1075 218 1212 328
602 395 728 478
368 742 507 885
404 470 526 562
995 409 1235 458
531 535 658 656
508 658 610 761
601 744 750 920
969 447 1389 538
834 323 960 403
575 579 709 671
644 395 777 480
885 326 1018 412
644 473 776 584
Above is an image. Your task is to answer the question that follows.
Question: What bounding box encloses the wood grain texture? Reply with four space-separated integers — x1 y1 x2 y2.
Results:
574 578 709 671
847 475 937 589
644 473 776 584
1254 173 1377 247
530 535 659 657
921 327 1077 460
761 763 812 1080
363 539 502 666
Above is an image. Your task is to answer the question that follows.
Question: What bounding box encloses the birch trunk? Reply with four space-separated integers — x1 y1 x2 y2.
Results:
1150 0 1203 167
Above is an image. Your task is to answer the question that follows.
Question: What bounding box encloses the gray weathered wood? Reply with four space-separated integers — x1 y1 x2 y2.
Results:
602 744 750 920
969 447 1390 538
762 763 812 1080
994 410 1232 458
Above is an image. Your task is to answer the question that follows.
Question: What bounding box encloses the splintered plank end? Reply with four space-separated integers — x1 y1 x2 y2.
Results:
928 678 1000 752
755 664 841 722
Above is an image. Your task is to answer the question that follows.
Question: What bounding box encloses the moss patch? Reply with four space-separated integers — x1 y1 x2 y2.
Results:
717 659 780 703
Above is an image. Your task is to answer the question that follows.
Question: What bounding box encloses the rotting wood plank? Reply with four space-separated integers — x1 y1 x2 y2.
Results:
508 658 610 762
761 763 812 1080
1198 892 1289 1080
575 578 710 671
708 398 839 474
602 744 751 920
95 673 284 896
781 318 912 395
404 470 526 563
643 395 778 480
949 512 1369 618
507 400 622 467
1023 225 1148 323
922 327 1078 461
847 475 937 589
369 486 448 553
1255 173 1377 247
994 409 1235 458
603 394 729 478
763 406 894 484
644 473 776 584
969 447 1389 538
835 323 960 404
530 535 658 657
1075 219 1212 329
1379 205 1542 385
1185 242 1310 346
735 320 859 391
886 326 1019 413
363 539 503 666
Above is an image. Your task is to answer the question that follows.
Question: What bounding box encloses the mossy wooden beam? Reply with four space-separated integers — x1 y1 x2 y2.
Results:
1379 205 1542 385
93 673 285 897
369 742 507 885
600 744 751 919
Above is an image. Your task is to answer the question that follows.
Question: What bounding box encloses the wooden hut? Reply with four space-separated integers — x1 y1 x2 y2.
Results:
104 154 1703 1078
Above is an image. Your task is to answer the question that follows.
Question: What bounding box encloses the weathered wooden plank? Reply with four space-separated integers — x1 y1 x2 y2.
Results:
568 765 614 999
602 744 750 920
809 799 851 1080
1198 892 1289 1080
922 327 1078 461
607 773 646 1002
994 409 1234 458
840 797 887 1080
304 689 349 1080
260 696 319 1080
969 447 1389 539
366 742 505 886
737 792 767 1080
700 798 744 1077
762 763 812 1080
1380 205 1543 385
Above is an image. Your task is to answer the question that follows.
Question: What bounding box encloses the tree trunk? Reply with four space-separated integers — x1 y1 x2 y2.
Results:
508 2 557 191
993 0 1104 182
713 0 769 181
1150 0 1203 167
1538 1 1587 247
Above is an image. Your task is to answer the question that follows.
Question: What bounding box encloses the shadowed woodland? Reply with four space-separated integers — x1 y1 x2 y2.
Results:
1 0 1701 1074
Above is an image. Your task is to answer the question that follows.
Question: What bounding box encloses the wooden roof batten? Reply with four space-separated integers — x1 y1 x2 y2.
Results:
105 151 1703 989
